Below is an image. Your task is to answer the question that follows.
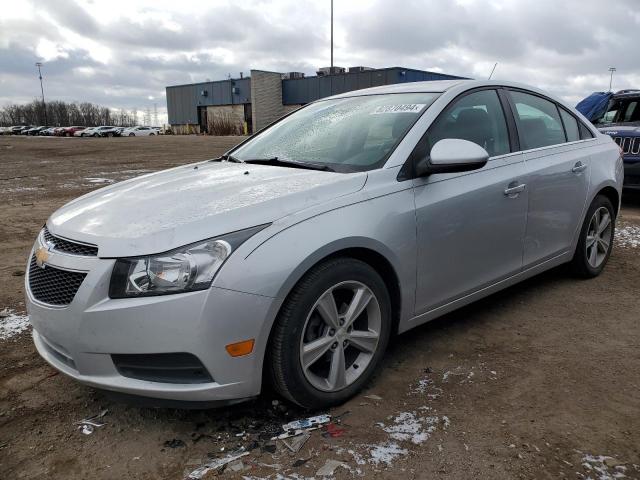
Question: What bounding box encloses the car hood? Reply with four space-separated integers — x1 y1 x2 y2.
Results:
48 161 367 257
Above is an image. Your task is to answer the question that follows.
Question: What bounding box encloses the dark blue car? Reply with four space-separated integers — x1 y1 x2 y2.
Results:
586 90 640 189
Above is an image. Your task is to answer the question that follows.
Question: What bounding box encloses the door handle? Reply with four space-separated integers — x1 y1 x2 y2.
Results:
572 162 587 173
504 183 526 196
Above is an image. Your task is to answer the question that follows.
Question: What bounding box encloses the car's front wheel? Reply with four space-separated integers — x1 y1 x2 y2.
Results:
570 194 615 277
268 257 391 409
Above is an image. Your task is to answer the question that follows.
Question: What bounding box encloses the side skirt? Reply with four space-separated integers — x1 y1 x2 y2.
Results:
399 251 572 334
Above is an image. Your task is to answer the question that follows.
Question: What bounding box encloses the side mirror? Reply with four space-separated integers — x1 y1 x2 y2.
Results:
415 138 489 176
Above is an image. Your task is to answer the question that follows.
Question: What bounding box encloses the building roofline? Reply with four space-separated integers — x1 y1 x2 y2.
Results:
281 66 469 82
166 77 249 89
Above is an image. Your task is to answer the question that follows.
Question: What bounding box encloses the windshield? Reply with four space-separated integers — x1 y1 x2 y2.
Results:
594 97 640 125
231 92 439 172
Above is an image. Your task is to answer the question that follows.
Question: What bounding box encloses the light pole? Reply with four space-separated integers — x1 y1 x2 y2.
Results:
35 62 47 125
330 0 333 69
608 67 616 92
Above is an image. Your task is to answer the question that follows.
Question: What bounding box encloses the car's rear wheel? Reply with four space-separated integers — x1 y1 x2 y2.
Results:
129 133 135 137
268 257 391 409
570 195 615 277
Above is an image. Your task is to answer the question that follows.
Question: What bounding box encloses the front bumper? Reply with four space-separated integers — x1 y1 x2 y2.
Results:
26 238 276 403
623 158 640 189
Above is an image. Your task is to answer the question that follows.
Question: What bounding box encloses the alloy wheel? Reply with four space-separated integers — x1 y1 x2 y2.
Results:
586 206 612 268
299 281 381 392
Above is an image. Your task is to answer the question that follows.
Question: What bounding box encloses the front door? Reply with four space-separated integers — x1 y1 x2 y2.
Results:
412 89 528 315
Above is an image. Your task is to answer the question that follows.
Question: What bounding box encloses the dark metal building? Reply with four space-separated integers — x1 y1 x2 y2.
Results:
166 67 467 134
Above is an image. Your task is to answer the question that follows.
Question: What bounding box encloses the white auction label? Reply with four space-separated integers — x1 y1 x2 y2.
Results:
371 104 427 114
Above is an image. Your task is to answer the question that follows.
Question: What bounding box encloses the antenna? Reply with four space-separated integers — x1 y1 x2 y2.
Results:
488 62 498 80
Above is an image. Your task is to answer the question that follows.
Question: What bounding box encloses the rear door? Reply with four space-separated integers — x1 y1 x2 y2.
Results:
412 88 527 315
506 90 590 267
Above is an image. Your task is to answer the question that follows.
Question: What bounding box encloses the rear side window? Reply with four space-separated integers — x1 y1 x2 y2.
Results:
509 91 566 149
579 122 594 139
425 89 510 157
559 109 580 142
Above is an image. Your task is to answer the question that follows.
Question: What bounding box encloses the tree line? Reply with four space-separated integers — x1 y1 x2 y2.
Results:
0 99 137 127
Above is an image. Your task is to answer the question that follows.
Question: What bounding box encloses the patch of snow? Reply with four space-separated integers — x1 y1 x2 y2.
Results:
581 454 627 480
615 224 640 248
367 442 408 466
84 177 115 184
0 309 30 340
1 186 43 193
379 411 440 445
348 449 366 465
411 376 442 399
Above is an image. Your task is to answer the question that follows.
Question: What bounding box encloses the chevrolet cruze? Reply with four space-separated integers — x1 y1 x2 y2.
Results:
26 80 623 408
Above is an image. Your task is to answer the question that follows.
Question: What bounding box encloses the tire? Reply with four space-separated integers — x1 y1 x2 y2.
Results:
129 133 135 137
570 194 615 278
149 133 155 136
268 257 392 409
107 132 113 137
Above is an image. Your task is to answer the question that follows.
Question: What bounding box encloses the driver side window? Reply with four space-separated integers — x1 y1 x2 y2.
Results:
426 89 511 158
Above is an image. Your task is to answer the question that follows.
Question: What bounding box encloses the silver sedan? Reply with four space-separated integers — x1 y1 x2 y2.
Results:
25 80 623 408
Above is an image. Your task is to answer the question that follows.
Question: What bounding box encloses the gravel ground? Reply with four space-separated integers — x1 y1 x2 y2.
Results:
0 135 639 479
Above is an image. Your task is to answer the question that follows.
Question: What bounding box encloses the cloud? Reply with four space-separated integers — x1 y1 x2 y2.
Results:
0 0 639 123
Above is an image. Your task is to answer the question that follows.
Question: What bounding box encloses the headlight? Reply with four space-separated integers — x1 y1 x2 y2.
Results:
109 224 269 298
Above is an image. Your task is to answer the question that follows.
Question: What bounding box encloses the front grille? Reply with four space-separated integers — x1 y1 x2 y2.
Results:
111 353 214 384
28 255 87 306
43 226 98 256
612 136 640 156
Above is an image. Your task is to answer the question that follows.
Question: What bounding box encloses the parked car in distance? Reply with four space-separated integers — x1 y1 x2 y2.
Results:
591 90 640 189
40 127 60 136
98 126 122 137
10 126 29 134
79 127 99 137
26 80 623 409
62 126 86 137
122 126 158 136
26 126 48 136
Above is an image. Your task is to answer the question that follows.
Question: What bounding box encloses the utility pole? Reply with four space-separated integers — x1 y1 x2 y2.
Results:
330 0 333 68
35 62 47 125
608 67 616 92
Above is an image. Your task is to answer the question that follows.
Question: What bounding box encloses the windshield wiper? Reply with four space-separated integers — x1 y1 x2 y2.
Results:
243 157 334 172
211 154 244 163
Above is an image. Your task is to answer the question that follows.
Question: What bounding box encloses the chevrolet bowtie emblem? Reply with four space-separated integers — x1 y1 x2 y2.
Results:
35 244 51 269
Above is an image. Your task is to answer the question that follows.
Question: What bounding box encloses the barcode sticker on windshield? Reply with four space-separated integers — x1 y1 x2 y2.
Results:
371 104 427 115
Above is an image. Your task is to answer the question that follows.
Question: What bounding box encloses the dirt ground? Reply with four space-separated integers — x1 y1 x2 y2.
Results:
1 135 639 480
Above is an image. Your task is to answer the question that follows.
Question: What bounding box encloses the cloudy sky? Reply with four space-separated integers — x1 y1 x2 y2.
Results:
1 0 639 124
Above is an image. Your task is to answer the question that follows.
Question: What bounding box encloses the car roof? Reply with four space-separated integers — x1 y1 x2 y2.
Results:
324 79 568 105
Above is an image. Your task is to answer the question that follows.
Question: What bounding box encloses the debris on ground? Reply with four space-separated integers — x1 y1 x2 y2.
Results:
316 458 349 476
292 457 311 468
75 409 107 435
164 438 186 449
281 432 310 453
364 394 383 401
322 423 345 438
282 414 331 432
185 450 250 479
271 414 331 440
